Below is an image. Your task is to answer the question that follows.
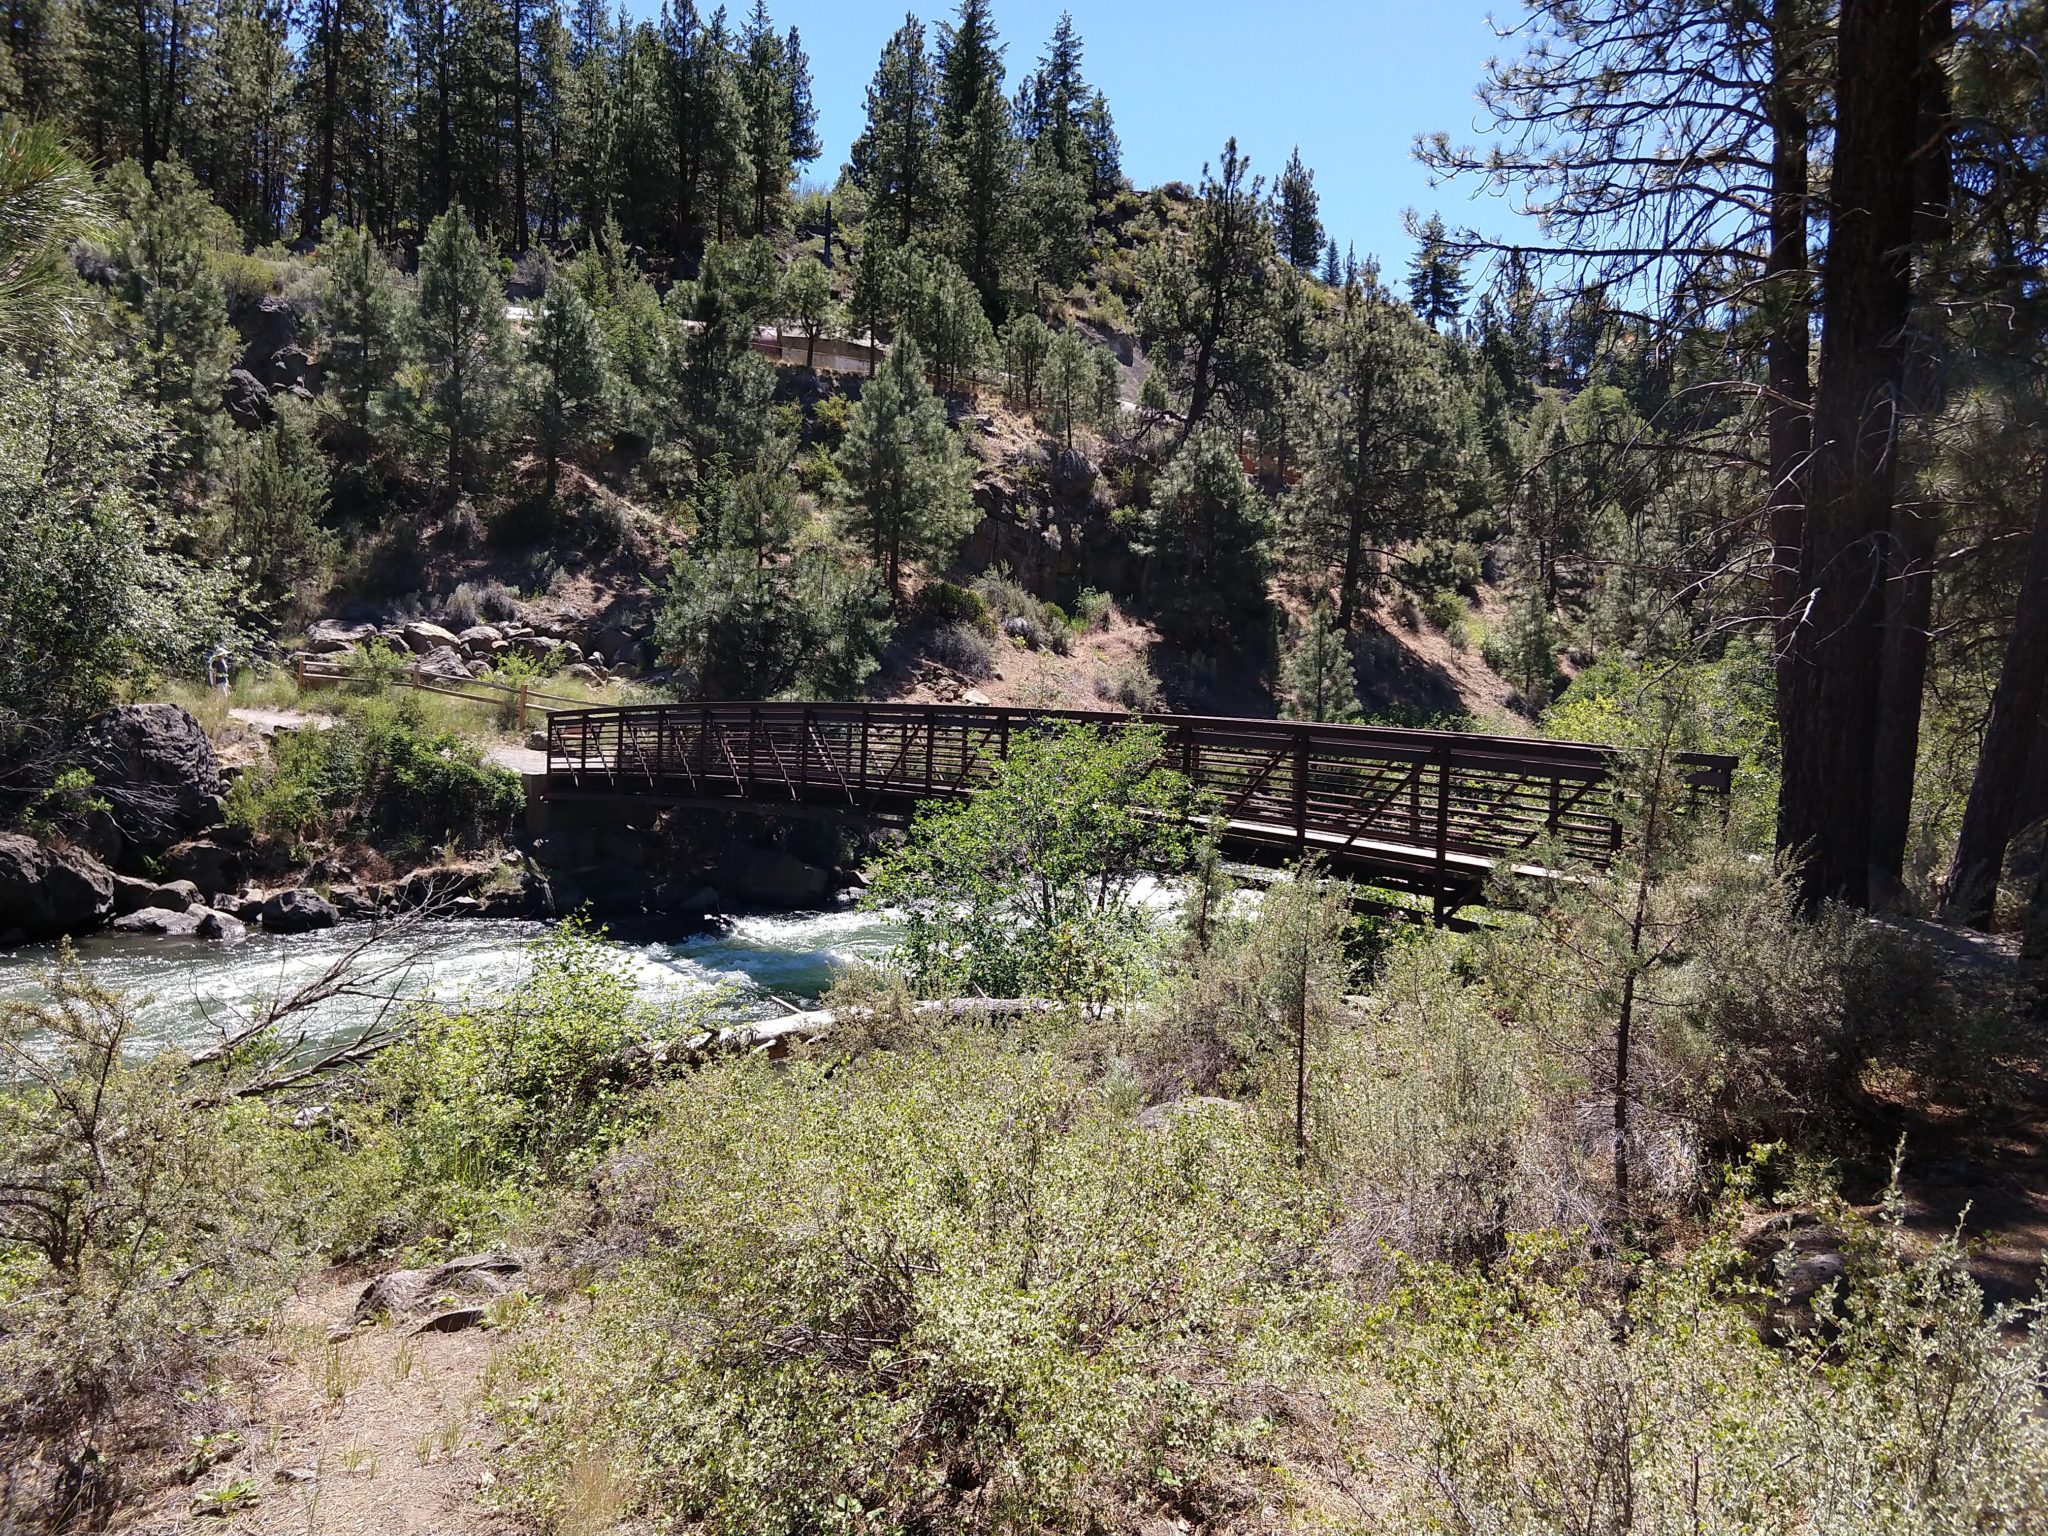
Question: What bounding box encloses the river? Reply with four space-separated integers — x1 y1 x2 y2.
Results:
0 907 902 1055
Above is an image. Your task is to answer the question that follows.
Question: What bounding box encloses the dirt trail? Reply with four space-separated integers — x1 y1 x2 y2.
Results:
121 1275 517 1536
1857 924 2048 1307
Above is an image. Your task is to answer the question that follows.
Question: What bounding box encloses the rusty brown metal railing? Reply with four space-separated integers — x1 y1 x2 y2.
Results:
541 702 1736 917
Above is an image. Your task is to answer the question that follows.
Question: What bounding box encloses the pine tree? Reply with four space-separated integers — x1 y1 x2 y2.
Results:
669 235 783 470
527 5 574 240
936 0 1018 315
109 157 235 472
413 204 511 501
649 4 751 252
219 402 335 608
1022 136 1090 290
1042 325 1090 450
1000 310 1048 406
317 219 406 440
1091 343 1121 428
1137 137 1281 447
0 118 103 349
782 24 818 167
1017 12 1090 179
779 253 830 369
1406 212 1469 329
737 0 792 233
1140 424 1273 646
1320 236 1340 288
203 0 297 243
903 249 994 396
1078 87 1119 201
849 15 938 249
76 0 210 171
1498 585 1560 709
834 336 975 605
560 2 618 236
848 233 908 369
1297 285 1464 624
1273 146 1321 270
527 265 610 498
1281 605 1361 722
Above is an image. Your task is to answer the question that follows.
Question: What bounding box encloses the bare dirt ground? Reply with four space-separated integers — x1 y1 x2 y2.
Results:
120 1276 518 1536
1850 926 2048 1307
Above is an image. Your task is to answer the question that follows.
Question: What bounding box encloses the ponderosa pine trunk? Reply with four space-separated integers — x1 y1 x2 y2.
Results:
1765 0 1813 646
511 0 528 252
1776 0 1925 909
1868 0 1955 906
1941 458 2048 928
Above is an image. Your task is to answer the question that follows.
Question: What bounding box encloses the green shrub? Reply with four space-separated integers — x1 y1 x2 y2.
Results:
863 723 1194 1003
928 620 996 677
1419 587 1469 648
1379 1209 2048 1535
495 1034 1323 1534
915 579 994 634
225 695 522 856
354 923 680 1245
1070 587 1113 630
0 964 310 1477
1399 538 1484 598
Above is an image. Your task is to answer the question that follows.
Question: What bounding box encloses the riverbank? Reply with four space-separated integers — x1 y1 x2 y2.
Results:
0 694 876 958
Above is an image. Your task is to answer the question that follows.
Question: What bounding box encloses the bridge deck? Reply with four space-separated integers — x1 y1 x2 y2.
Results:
540 702 1734 915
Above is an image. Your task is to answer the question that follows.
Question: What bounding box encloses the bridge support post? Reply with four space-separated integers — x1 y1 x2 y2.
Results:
1433 742 1453 927
1292 726 1310 858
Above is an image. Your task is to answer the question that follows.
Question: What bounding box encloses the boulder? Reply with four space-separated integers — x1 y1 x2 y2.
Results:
0 834 116 941
222 367 271 426
74 808 125 866
416 644 472 681
257 888 339 934
352 1251 526 1325
164 839 245 898
113 875 202 915
264 341 312 391
564 663 601 683
456 624 504 655
306 619 378 654
554 640 586 666
1135 1096 1250 1132
73 704 225 858
197 907 248 944
399 621 461 654
112 874 157 915
112 905 206 937
235 293 298 371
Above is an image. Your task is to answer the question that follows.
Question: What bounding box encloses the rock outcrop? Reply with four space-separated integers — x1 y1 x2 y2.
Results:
73 704 225 859
0 833 115 942
164 839 245 898
256 888 340 933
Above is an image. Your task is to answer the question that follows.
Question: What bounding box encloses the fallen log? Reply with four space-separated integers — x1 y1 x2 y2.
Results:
613 997 1057 1073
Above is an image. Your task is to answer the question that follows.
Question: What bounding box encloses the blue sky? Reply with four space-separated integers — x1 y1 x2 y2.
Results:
701 1 1535 276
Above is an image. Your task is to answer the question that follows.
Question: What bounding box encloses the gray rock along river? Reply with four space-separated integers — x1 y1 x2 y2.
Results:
0 908 903 1055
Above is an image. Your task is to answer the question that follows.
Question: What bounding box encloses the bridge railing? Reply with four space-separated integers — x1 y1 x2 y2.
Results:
543 702 1736 897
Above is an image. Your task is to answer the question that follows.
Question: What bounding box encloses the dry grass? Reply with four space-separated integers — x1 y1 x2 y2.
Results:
122 1273 523 1536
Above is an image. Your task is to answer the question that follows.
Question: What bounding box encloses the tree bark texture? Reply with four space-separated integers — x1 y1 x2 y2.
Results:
1776 0 1926 908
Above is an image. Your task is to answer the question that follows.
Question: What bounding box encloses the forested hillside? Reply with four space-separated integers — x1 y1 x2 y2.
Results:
3 1 2048 1531
0 0 2038 926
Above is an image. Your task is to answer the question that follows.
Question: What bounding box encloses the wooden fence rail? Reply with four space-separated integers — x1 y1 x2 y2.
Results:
541 702 1736 916
293 655 593 726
